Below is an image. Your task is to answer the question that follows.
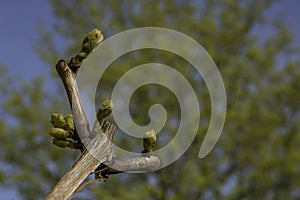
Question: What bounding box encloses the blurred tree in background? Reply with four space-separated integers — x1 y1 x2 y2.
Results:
1 0 300 199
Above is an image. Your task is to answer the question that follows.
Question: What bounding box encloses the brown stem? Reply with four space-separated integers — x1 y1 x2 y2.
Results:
55 59 90 140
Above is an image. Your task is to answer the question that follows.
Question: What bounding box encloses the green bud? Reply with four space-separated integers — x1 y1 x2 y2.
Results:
52 138 77 149
70 29 104 68
81 29 103 56
97 99 114 123
50 113 75 131
143 129 157 153
49 128 70 139
63 114 74 130
76 52 88 60
50 113 65 128
52 138 70 148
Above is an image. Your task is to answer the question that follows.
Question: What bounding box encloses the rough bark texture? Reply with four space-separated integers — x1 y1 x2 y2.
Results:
45 126 114 200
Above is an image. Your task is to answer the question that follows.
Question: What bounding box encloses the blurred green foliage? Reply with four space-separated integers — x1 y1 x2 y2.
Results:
0 0 300 199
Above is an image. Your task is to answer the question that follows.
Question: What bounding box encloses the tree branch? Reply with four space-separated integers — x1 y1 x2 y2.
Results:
45 122 115 200
46 29 161 199
55 59 90 140
105 156 160 174
73 156 160 195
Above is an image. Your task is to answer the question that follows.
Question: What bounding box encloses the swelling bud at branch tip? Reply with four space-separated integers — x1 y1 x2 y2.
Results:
97 99 114 124
70 28 104 67
143 129 157 153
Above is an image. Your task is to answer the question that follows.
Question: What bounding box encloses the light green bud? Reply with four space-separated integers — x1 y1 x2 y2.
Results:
50 113 65 128
63 114 74 130
81 29 104 55
51 138 77 149
52 138 70 148
49 128 70 139
97 99 114 123
143 129 157 153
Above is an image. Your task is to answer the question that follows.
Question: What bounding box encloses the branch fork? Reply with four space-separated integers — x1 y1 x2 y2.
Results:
45 29 160 199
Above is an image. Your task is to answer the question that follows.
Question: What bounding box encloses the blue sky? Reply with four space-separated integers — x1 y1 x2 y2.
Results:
0 1 54 80
0 0 299 83
0 0 299 199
